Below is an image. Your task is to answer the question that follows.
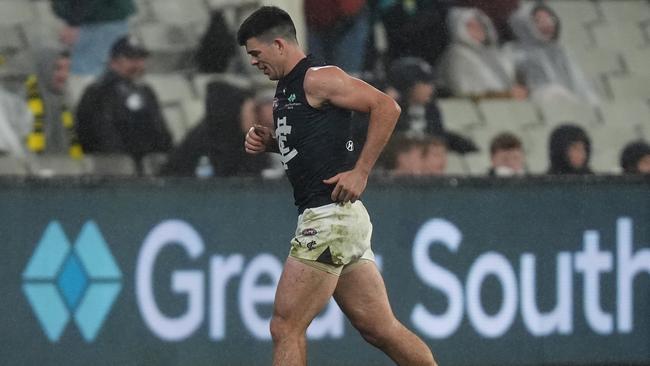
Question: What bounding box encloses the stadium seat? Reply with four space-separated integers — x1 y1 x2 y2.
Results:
642 120 650 140
520 124 553 174
538 98 599 128
599 0 650 24
548 0 600 24
438 98 481 132
607 75 650 101
572 47 624 80
191 73 253 100
560 22 595 49
32 0 63 26
27 154 86 176
181 98 204 129
161 102 190 144
463 152 489 175
148 0 210 27
598 100 650 130
67 74 97 109
590 121 638 173
621 48 650 76
135 23 196 72
0 27 24 54
592 23 647 50
477 100 540 131
445 152 468 175
141 152 168 176
84 154 137 176
0 1 35 25
144 74 195 104
0 156 28 175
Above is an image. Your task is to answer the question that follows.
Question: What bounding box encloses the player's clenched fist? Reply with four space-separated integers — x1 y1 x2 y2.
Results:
245 125 272 154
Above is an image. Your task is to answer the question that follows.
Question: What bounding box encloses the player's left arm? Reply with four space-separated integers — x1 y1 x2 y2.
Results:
305 66 401 203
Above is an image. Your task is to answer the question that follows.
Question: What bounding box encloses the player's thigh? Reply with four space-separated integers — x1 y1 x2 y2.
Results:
333 261 395 329
274 256 339 327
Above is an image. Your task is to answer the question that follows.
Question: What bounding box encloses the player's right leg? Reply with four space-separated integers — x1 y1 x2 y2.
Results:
334 260 437 366
271 256 338 366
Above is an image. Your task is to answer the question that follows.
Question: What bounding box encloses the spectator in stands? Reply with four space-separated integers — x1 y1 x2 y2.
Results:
52 0 135 76
508 3 599 105
159 82 268 178
436 7 527 100
547 124 593 175
379 0 451 70
28 48 82 156
620 141 650 175
421 135 448 175
195 10 237 73
382 133 425 176
387 56 477 154
455 0 520 41
488 132 526 176
304 0 369 74
75 36 172 171
0 87 33 157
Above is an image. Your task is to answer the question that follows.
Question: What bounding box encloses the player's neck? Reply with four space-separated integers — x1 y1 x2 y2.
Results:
281 47 307 78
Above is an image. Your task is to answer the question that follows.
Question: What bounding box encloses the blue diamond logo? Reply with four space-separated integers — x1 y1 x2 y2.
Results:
57 253 88 310
23 221 122 342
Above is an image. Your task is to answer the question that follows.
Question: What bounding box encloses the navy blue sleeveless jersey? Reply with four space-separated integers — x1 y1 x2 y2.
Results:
273 55 358 213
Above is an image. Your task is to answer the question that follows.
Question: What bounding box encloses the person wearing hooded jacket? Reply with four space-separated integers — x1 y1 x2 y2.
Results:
620 141 650 175
547 123 593 175
159 81 269 178
508 2 599 105
25 48 82 156
436 7 527 99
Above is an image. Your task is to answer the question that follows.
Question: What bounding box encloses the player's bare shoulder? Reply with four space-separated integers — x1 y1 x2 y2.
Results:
303 66 349 108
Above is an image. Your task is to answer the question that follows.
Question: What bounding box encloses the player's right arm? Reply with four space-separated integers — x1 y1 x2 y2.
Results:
245 125 278 154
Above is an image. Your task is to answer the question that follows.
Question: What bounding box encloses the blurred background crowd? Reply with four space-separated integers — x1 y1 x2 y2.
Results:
0 0 649 179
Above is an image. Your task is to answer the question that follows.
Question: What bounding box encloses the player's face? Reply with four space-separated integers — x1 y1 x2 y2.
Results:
245 37 282 80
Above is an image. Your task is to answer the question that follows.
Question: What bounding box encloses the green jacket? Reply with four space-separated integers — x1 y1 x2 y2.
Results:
52 0 135 26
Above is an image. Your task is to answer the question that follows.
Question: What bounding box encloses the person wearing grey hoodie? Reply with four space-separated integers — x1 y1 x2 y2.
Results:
436 7 527 99
508 2 599 105
30 48 80 155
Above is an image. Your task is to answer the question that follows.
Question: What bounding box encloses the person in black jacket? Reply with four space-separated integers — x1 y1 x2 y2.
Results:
75 36 172 169
159 81 269 177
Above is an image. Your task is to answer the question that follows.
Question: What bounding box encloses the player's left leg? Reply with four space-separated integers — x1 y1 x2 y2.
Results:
334 260 437 366
271 256 339 366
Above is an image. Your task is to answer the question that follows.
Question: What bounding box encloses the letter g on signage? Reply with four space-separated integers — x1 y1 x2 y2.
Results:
136 220 205 341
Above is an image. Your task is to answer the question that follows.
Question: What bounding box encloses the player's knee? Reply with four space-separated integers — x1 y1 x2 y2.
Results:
270 313 300 343
354 317 397 348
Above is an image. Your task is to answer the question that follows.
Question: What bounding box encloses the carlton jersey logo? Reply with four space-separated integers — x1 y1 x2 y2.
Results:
22 221 122 342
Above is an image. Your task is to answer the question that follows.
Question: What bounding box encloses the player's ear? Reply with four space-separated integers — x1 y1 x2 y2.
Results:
274 38 285 54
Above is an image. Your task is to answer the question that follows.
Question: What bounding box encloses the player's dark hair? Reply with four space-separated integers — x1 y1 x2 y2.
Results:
237 6 297 46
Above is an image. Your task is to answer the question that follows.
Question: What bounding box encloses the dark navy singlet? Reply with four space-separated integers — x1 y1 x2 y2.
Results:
273 55 358 213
